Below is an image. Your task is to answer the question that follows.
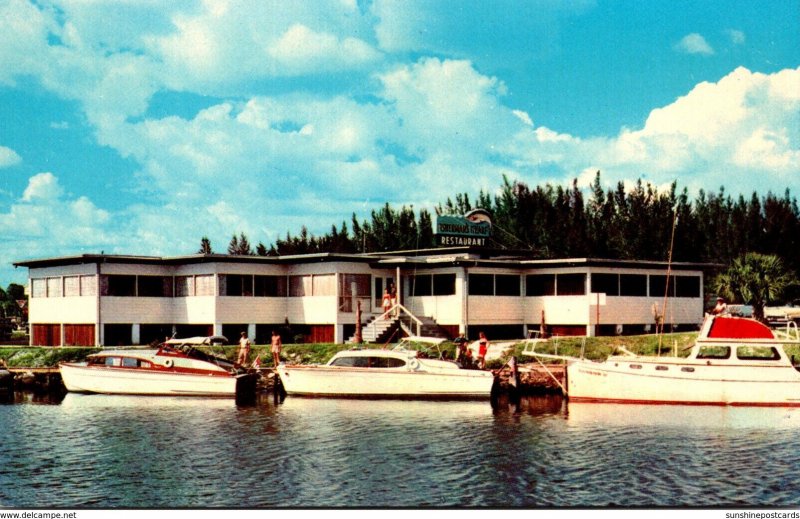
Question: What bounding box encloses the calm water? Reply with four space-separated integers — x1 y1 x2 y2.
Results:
1 391 800 508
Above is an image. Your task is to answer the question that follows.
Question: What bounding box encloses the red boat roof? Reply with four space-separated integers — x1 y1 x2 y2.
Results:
706 316 775 339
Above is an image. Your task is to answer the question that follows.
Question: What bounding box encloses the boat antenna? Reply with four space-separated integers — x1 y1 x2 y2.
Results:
658 208 679 353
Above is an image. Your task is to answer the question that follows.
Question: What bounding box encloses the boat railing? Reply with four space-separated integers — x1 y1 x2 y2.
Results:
772 320 800 342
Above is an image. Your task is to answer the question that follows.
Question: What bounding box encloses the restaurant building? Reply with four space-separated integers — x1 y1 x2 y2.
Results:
14 247 709 346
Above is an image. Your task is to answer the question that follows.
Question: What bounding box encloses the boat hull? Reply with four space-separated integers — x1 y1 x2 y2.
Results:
276 365 495 399
566 359 800 406
60 363 241 397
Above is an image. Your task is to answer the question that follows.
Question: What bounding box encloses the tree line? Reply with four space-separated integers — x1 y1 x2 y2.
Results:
199 172 800 297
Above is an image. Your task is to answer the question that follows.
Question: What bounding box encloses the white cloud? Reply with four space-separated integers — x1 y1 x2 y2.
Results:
675 33 715 55
0 146 22 168
267 24 380 75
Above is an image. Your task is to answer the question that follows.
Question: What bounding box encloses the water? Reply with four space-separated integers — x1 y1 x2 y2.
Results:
2 392 800 508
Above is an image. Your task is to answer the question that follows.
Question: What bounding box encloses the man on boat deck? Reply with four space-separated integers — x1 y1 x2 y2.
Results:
712 297 728 315
237 331 251 366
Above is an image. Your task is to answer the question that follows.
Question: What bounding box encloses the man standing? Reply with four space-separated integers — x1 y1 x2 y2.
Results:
237 331 251 366
271 330 283 367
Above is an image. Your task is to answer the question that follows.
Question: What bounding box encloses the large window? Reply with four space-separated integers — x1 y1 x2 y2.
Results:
675 275 700 298
219 274 253 296
101 275 136 296
526 274 555 296
591 274 619 296
254 275 287 297
137 276 173 297
650 275 675 298
557 274 586 295
410 274 456 296
290 274 336 297
468 274 495 296
620 274 647 296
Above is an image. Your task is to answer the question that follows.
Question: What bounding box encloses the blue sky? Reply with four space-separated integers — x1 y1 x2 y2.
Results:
0 0 798 284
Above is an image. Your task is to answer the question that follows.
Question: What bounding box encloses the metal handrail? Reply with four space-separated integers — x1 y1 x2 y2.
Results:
367 303 423 340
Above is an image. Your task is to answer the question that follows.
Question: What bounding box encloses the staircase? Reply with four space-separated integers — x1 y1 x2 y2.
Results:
348 306 451 344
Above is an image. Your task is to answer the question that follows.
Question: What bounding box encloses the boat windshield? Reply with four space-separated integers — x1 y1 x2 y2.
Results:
330 356 406 368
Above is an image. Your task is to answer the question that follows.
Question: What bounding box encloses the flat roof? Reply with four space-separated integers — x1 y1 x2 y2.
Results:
14 250 719 272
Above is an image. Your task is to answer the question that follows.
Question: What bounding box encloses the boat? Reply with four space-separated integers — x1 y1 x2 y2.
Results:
275 337 496 399
530 315 800 406
59 336 257 397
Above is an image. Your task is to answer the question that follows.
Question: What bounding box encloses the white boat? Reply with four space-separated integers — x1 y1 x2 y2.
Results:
530 315 800 406
275 339 495 399
59 336 257 397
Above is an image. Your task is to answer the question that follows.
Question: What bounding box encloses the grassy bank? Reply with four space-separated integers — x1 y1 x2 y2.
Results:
0 333 702 369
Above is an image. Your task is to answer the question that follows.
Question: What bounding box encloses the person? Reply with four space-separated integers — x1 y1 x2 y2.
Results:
271 330 283 367
382 289 392 317
453 334 468 365
712 297 727 315
389 282 398 316
237 331 251 366
477 331 489 369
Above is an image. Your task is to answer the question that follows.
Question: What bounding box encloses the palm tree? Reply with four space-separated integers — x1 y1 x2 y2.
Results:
713 253 798 322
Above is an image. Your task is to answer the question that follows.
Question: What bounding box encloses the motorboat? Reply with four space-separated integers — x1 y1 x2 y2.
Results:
530 315 800 406
275 338 495 399
59 336 257 397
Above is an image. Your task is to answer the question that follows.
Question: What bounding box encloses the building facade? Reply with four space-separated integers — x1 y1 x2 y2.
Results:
15 248 710 346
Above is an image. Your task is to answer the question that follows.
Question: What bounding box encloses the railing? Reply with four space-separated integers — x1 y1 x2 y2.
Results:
367 303 423 341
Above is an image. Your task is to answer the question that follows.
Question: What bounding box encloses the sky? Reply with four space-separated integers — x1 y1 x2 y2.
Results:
0 0 798 285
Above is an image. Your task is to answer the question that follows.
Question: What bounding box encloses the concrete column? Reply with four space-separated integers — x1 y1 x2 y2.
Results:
248 323 256 343
335 324 344 344
132 324 141 345
213 323 223 337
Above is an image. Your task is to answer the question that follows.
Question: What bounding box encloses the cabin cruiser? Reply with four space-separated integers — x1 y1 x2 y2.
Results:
59 336 257 397
530 316 800 406
275 337 495 399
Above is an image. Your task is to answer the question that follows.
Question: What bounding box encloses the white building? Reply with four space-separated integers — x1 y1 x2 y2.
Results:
14 248 710 346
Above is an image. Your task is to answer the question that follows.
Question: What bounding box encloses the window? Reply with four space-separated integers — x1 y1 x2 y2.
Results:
330 356 369 367
675 276 700 298
31 278 46 298
195 275 214 296
620 274 647 296
591 274 619 296
367 357 406 368
64 276 80 297
46 277 62 297
495 275 521 296
557 274 586 295
101 275 136 296
290 274 336 297
314 274 336 296
468 274 494 296
219 274 253 296
696 346 731 359
649 275 675 298
526 275 555 296
80 275 97 296
254 275 287 297
289 275 311 297
175 276 194 297
138 276 173 297
736 346 780 361
432 274 456 296
410 275 432 296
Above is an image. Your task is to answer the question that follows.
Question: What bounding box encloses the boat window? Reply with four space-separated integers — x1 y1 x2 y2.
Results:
736 346 781 361
104 357 122 367
681 367 695 372
368 357 406 368
121 357 139 368
655 365 669 371
696 346 731 359
330 356 369 368
629 364 642 369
